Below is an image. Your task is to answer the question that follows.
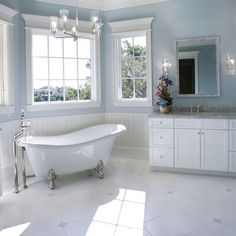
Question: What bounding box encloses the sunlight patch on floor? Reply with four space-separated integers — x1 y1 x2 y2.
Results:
86 188 146 235
0 222 31 236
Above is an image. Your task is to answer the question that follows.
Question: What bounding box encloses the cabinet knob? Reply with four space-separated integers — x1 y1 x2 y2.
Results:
201 132 204 135
160 136 163 139
197 132 200 135
160 155 164 159
160 121 163 124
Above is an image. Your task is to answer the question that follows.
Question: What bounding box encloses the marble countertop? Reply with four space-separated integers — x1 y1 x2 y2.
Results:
149 111 236 119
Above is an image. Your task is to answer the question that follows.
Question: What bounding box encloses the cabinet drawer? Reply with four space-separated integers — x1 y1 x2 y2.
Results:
150 128 173 147
149 118 173 128
229 131 236 151
229 120 236 130
201 119 228 130
175 118 200 129
229 152 236 172
150 147 174 167
175 118 229 130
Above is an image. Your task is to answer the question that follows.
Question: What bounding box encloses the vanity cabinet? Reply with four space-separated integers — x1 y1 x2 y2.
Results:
149 118 174 167
174 118 228 171
149 116 230 174
229 120 236 172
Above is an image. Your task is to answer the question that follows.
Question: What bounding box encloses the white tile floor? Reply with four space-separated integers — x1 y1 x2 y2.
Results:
1 157 236 236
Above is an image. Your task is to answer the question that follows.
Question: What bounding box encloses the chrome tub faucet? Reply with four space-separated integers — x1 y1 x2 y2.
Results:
13 109 31 193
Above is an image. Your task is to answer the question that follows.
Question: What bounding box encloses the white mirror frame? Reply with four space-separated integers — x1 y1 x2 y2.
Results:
176 36 220 97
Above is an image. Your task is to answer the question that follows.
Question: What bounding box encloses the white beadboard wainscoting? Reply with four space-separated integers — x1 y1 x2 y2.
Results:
0 120 19 169
29 113 105 136
0 120 19 185
0 112 149 186
0 127 2 196
106 113 149 160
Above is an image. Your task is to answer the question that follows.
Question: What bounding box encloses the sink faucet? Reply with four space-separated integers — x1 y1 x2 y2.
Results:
196 101 200 113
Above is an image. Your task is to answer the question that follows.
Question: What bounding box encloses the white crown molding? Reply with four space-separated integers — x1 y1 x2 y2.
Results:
35 0 104 10
0 4 18 23
22 13 91 33
108 17 154 33
103 0 170 10
35 0 171 11
22 14 50 29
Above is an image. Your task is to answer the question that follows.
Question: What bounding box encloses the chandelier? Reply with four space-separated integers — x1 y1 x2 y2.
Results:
49 2 103 41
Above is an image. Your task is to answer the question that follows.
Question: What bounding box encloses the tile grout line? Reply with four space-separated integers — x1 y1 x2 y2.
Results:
112 190 127 235
144 197 207 223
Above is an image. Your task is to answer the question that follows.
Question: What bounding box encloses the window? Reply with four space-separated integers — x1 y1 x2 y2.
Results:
0 22 15 110
0 4 17 112
109 17 153 107
120 34 147 100
23 14 101 111
32 33 97 104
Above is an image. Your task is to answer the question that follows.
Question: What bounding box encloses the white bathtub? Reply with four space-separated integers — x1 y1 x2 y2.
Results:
18 124 126 179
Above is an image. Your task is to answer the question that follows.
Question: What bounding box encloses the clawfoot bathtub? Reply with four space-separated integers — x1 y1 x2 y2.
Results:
18 124 126 189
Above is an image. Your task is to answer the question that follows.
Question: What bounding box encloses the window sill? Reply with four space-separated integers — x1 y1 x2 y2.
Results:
27 101 101 111
0 105 14 114
113 100 152 107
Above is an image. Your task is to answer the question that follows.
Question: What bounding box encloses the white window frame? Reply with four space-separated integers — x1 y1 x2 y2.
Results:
23 14 101 111
0 4 17 114
109 17 153 107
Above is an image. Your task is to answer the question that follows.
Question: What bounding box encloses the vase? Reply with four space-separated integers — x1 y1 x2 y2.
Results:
159 105 172 114
159 99 172 114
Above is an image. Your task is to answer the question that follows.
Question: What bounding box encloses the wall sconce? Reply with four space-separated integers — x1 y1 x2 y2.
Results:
162 58 171 76
225 53 235 75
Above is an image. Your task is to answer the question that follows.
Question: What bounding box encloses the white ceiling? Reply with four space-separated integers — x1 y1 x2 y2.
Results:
36 0 171 11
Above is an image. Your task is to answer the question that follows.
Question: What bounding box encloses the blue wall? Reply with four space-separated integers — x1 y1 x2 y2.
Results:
0 0 236 122
103 0 236 111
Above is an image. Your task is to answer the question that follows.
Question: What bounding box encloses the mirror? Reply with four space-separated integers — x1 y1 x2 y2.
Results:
176 36 220 97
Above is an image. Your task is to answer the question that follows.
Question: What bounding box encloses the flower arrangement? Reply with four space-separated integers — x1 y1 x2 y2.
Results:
155 75 174 107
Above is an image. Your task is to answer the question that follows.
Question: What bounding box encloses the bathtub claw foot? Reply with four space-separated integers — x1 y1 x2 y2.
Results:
95 160 104 179
48 169 57 190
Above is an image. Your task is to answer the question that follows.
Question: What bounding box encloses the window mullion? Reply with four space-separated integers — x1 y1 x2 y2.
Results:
119 38 122 100
62 38 65 102
47 36 50 103
77 40 79 101
132 37 135 100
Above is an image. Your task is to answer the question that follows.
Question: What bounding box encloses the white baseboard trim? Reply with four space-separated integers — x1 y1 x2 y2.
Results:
150 166 236 177
111 146 148 160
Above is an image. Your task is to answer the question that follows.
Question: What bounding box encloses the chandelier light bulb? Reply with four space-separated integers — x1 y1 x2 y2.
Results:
50 16 58 34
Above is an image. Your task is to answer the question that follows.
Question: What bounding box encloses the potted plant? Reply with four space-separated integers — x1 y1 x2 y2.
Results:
155 75 174 114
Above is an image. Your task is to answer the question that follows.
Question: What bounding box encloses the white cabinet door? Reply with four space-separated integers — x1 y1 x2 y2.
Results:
229 131 236 151
175 129 201 169
229 152 236 172
0 128 2 197
201 130 228 171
